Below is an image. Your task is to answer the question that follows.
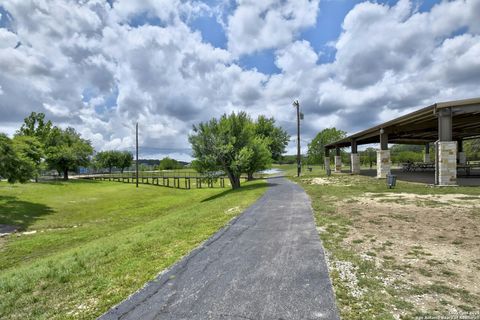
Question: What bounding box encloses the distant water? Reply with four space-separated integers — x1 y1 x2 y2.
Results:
259 168 282 174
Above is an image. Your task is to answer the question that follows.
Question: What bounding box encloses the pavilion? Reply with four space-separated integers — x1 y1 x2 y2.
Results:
324 97 480 186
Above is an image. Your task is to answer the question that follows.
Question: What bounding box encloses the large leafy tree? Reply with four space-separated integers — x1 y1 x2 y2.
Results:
307 128 347 165
118 151 133 173
16 112 53 144
254 116 290 161
465 139 480 161
189 112 256 189
158 157 182 170
0 134 38 183
95 151 118 173
45 127 93 180
12 135 44 181
361 147 377 168
243 136 272 180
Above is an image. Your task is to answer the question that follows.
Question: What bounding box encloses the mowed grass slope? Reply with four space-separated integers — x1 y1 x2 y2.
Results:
0 179 268 319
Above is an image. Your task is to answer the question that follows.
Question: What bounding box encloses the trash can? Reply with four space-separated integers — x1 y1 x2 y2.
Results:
308 167 312 172
326 167 331 177
386 174 397 189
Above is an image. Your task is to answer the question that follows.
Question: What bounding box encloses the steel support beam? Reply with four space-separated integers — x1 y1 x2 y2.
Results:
380 131 388 150
457 139 463 152
351 139 358 154
438 108 452 141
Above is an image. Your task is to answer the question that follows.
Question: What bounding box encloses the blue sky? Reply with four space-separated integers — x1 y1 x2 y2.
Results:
0 0 479 160
189 0 441 72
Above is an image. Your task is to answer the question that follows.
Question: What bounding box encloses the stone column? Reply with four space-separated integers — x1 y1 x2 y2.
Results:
377 150 391 178
324 148 330 174
351 153 360 174
435 141 457 185
424 143 430 163
334 156 342 173
435 108 456 185
350 139 360 174
334 147 342 173
377 130 390 178
324 157 330 170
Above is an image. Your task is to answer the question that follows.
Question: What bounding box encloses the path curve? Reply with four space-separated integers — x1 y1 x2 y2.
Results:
100 177 339 320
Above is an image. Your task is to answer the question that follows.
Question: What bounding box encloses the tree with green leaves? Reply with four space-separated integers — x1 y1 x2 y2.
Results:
45 127 93 180
361 147 377 168
158 157 182 170
307 128 347 165
0 134 39 183
12 135 44 181
243 136 272 180
254 116 289 161
189 112 256 189
16 112 53 145
94 150 132 173
118 151 133 173
95 151 118 173
390 144 423 165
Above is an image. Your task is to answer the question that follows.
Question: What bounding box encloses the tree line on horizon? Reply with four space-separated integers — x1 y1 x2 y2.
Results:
1 112 290 186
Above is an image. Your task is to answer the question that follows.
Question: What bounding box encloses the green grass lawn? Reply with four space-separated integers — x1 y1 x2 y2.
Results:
291 172 480 319
0 179 268 319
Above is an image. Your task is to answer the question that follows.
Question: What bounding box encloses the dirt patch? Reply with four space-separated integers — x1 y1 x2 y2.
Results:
303 176 357 186
308 178 334 185
339 193 480 315
363 192 480 209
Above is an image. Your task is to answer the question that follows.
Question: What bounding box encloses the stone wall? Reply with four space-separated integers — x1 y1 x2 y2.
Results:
351 153 360 174
376 150 391 178
334 156 342 173
436 141 457 185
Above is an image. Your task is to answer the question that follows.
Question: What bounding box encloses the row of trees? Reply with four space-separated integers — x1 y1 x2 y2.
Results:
0 113 93 182
189 113 289 189
94 151 133 173
157 157 183 170
0 113 138 183
3 112 288 187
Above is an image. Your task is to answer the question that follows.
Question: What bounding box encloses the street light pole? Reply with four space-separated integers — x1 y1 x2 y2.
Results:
293 100 301 177
136 122 139 188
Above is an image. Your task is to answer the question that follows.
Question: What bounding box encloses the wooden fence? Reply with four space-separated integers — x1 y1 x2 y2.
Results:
80 171 254 189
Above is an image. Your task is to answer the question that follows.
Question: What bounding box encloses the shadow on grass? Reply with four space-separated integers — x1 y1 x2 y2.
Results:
37 178 101 185
0 195 54 231
201 181 270 202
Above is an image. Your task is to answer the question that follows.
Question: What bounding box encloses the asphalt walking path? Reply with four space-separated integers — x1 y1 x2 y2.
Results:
100 176 339 320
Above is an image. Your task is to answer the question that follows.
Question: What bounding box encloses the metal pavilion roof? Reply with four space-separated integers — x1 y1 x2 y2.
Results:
325 97 480 149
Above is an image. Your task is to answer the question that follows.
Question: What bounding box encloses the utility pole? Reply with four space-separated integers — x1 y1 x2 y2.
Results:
136 122 139 188
293 100 301 177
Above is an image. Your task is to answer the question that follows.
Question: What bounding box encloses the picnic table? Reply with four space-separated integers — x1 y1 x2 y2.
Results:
401 162 435 172
457 164 472 176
